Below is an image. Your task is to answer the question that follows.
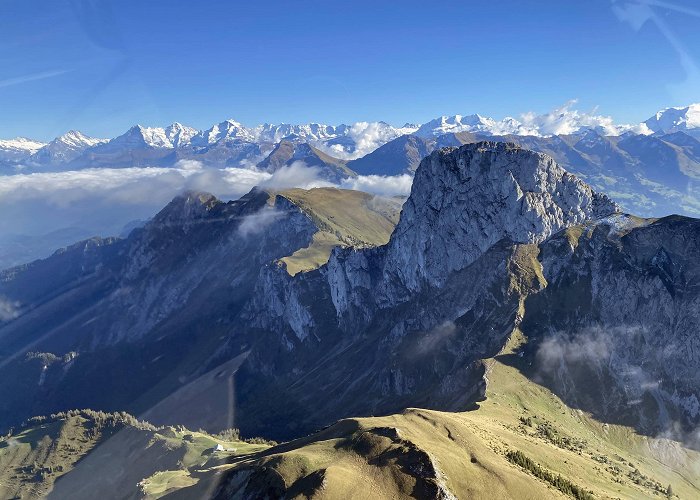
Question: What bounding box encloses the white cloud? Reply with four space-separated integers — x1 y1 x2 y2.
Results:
345 122 403 158
316 121 407 160
0 164 272 207
0 297 20 321
237 206 285 238
340 174 413 197
0 165 271 268
259 162 333 190
409 321 457 358
514 100 646 136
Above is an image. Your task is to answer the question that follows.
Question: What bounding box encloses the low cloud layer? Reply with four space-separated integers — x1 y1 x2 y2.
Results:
340 173 413 197
258 162 333 190
0 161 412 269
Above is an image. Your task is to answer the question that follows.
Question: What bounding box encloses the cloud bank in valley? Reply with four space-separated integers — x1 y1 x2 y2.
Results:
0 161 412 269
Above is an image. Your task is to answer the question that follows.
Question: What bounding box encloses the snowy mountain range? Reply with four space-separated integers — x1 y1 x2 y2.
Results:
3 103 697 172
0 137 47 162
1 103 699 223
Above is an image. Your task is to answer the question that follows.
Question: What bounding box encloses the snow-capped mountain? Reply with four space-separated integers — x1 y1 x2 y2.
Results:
68 125 186 168
414 114 498 137
0 137 46 164
100 123 198 151
249 121 418 159
193 119 256 146
1 102 699 175
29 130 106 165
164 122 198 148
644 103 700 137
413 108 648 138
108 125 173 149
252 122 340 144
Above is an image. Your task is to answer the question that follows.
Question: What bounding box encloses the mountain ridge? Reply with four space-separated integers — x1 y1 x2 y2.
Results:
3 103 696 169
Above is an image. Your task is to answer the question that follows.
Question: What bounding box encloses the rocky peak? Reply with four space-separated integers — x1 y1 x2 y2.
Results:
164 122 198 148
380 141 619 297
151 191 221 226
108 125 172 149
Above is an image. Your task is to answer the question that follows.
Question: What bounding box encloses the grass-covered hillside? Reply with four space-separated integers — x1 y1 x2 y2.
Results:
277 187 402 275
185 352 700 499
0 410 272 499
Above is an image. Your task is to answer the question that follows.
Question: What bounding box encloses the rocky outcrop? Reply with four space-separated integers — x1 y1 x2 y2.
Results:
380 142 618 299
519 213 700 438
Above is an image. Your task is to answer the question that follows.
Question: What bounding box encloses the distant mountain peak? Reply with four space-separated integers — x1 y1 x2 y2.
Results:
414 113 499 138
153 190 221 226
55 130 105 145
26 130 106 165
164 122 197 147
120 125 172 148
645 103 700 134
198 119 255 145
2 103 700 170
0 136 47 152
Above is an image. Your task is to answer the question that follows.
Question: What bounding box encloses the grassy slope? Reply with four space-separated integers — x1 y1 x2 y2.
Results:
8 361 698 499
277 188 402 275
0 411 270 499
173 348 700 499
135 430 269 500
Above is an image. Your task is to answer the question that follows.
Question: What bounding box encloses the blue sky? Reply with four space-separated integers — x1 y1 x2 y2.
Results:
1 0 699 140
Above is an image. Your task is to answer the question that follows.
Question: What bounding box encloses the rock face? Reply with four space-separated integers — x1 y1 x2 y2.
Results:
520 214 700 438
1 141 699 444
380 142 618 298
230 143 621 436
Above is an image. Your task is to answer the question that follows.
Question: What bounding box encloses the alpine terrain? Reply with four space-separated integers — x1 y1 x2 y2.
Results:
1 141 699 498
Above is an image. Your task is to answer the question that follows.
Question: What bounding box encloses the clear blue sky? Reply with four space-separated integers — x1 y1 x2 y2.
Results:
1 0 698 140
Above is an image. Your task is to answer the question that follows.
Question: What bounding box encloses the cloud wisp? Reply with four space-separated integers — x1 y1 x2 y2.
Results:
0 69 71 90
0 297 20 321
